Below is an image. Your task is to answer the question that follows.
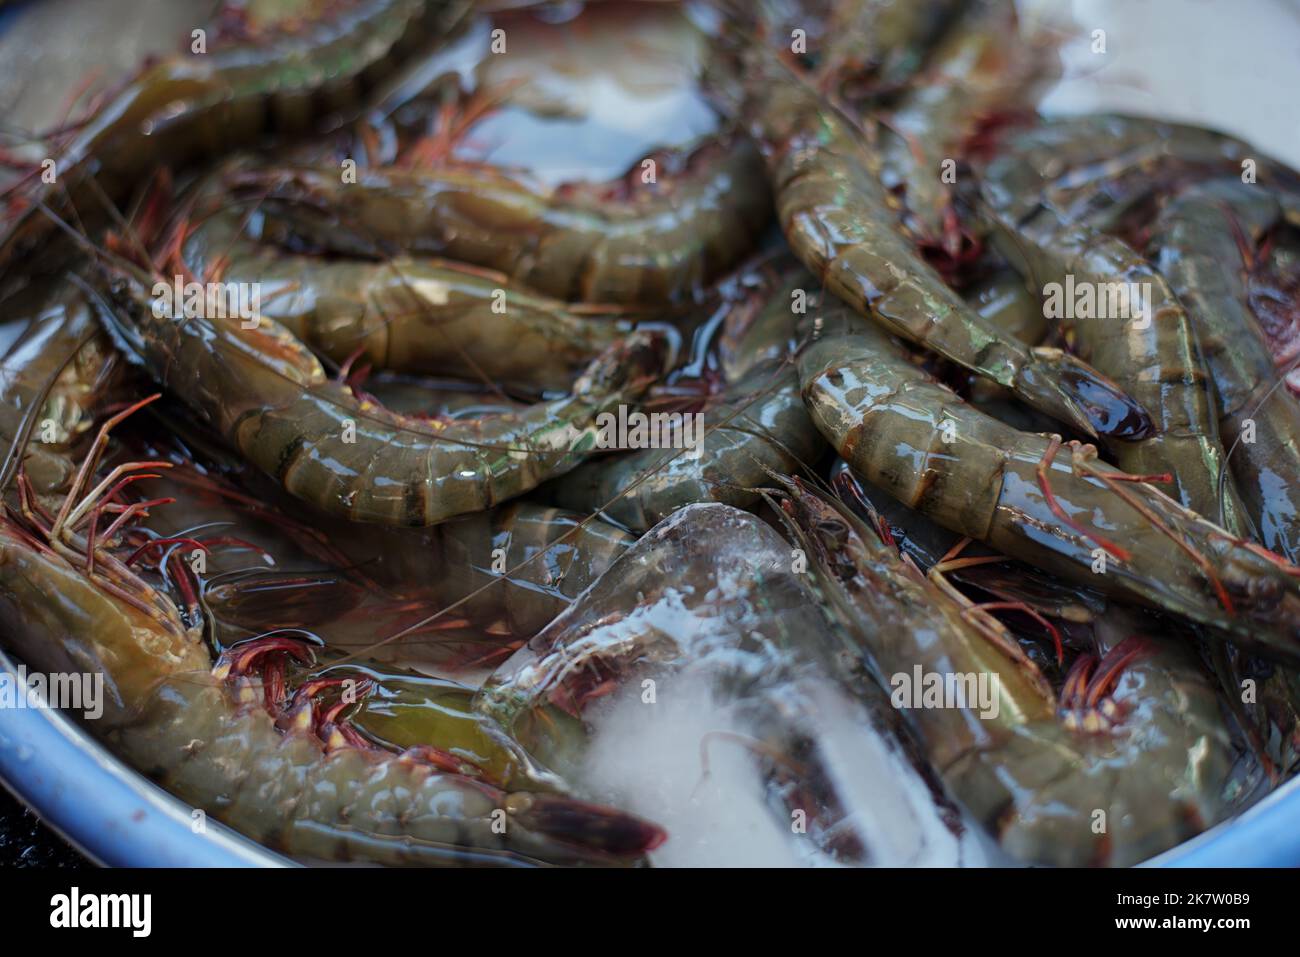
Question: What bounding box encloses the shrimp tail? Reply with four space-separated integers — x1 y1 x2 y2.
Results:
506 793 667 857
1021 346 1154 440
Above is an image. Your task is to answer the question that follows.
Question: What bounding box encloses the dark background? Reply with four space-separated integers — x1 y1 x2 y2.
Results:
0 785 86 867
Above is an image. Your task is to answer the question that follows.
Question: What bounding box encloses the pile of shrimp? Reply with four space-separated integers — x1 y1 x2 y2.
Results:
1 0 1299 868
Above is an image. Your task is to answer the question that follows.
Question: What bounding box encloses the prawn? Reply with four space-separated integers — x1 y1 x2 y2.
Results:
0 409 663 865
180 203 639 396
798 305 1300 662
92 261 671 525
225 133 773 305
741 57 1148 440
1 0 474 268
1148 178 1300 562
779 477 1234 867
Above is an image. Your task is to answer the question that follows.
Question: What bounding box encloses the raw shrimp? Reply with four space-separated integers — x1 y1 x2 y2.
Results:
741 59 1147 440
976 114 1300 232
0 281 120 494
876 0 1058 256
546 274 823 531
478 502 963 864
0 417 663 865
227 134 772 305
779 478 1233 867
0 0 474 267
980 128 1248 529
94 263 671 525
798 306 1300 662
1148 179 1300 562
181 206 636 395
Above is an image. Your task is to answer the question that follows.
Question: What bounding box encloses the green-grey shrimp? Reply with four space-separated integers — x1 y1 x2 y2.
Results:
975 114 1300 233
226 134 772 305
93 263 671 525
0 0 473 268
798 306 1300 662
181 206 637 395
0 415 664 865
1148 179 1300 562
741 59 1148 440
980 126 1249 529
779 477 1233 867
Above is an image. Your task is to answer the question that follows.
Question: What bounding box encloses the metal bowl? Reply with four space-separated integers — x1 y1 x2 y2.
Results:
0 648 290 867
0 0 1298 869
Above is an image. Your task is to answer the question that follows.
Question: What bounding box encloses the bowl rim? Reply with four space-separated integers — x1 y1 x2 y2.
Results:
0 646 293 867
6 640 1299 867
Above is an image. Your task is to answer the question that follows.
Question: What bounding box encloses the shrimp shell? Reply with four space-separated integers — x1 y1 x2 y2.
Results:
742 64 1148 440
95 268 670 525
798 306 1300 663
